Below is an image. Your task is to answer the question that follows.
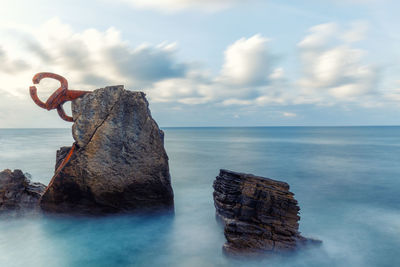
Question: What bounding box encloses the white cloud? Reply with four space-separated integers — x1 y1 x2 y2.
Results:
5 18 186 89
147 34 284 106
0 18 391 127
0 18 188 127
385 91 400 103
282 112 297 117
222 99 253 106
219 34 272 86
383 81 400 104
118 0 247 12
297 22 379 102
147 71 213 104
0 46 30 74
298 23 338 49
269 67 284 80
0 20 283 118
341 21 369 43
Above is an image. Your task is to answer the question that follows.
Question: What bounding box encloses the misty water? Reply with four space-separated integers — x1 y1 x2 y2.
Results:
0 127 399 266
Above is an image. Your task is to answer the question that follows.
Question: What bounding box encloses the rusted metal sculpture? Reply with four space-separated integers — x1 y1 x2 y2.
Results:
29 72 90 199
29 72 90 122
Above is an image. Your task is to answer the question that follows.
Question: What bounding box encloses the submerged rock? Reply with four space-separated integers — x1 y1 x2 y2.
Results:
40 86 174 214
213 169 320 255
0 169 45 213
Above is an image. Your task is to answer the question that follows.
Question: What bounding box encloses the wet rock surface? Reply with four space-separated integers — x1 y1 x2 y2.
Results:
213 169 320 255
0 169 45 213
40 86 174 214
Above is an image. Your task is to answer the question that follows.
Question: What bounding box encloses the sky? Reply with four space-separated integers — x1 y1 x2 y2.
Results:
0 0 399 127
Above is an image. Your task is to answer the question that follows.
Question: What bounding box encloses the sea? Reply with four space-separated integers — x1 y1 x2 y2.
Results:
0 127 399 267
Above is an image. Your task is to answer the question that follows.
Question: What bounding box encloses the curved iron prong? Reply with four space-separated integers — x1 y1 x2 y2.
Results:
29 72 90 122
29 86 48 109
57 105 73 122
32 72 68 90
30 72 68 110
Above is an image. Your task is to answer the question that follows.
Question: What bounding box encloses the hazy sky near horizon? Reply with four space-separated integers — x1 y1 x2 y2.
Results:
0 0 399 127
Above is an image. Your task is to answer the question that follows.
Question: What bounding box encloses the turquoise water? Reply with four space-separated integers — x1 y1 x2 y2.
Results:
0 127 399 266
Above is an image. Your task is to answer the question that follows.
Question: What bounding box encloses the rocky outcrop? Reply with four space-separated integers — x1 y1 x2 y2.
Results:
0 169 45 214
213 169 320 255
40 86 174 214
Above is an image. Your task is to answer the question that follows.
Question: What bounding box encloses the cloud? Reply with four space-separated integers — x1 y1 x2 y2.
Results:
298 23 338 49
0 46 30 74
147 70 213 104
219 34 272 86
282 112 297 117
106 43 186 83
118 0 248 12
0 19 391 127
341 21 369 43
297 22 379 102
0 18 187 92
383 81 400 104
147 34 285 106
222 99 253 106
0 18 188 127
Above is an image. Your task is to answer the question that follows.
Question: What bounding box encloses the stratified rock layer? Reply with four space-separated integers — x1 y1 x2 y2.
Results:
40 86 174 214
213 169 318 255
0 169 45 213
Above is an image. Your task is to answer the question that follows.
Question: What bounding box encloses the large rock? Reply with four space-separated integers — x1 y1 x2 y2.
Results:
0 169 45 214
40 86 174 214
213 169 319 255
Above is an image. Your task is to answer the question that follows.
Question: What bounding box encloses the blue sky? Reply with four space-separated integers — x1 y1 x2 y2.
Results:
0 0 399 127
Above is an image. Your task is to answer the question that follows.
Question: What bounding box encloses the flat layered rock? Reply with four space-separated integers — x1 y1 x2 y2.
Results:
0 169 45 214
213 169 320 255
40 86 174 214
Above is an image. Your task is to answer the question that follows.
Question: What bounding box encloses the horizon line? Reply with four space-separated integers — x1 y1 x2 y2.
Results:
1 125 400 129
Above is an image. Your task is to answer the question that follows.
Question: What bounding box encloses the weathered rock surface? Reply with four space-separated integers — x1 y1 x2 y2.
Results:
40 86 174 214
213 169 320 255
0 169 45 213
